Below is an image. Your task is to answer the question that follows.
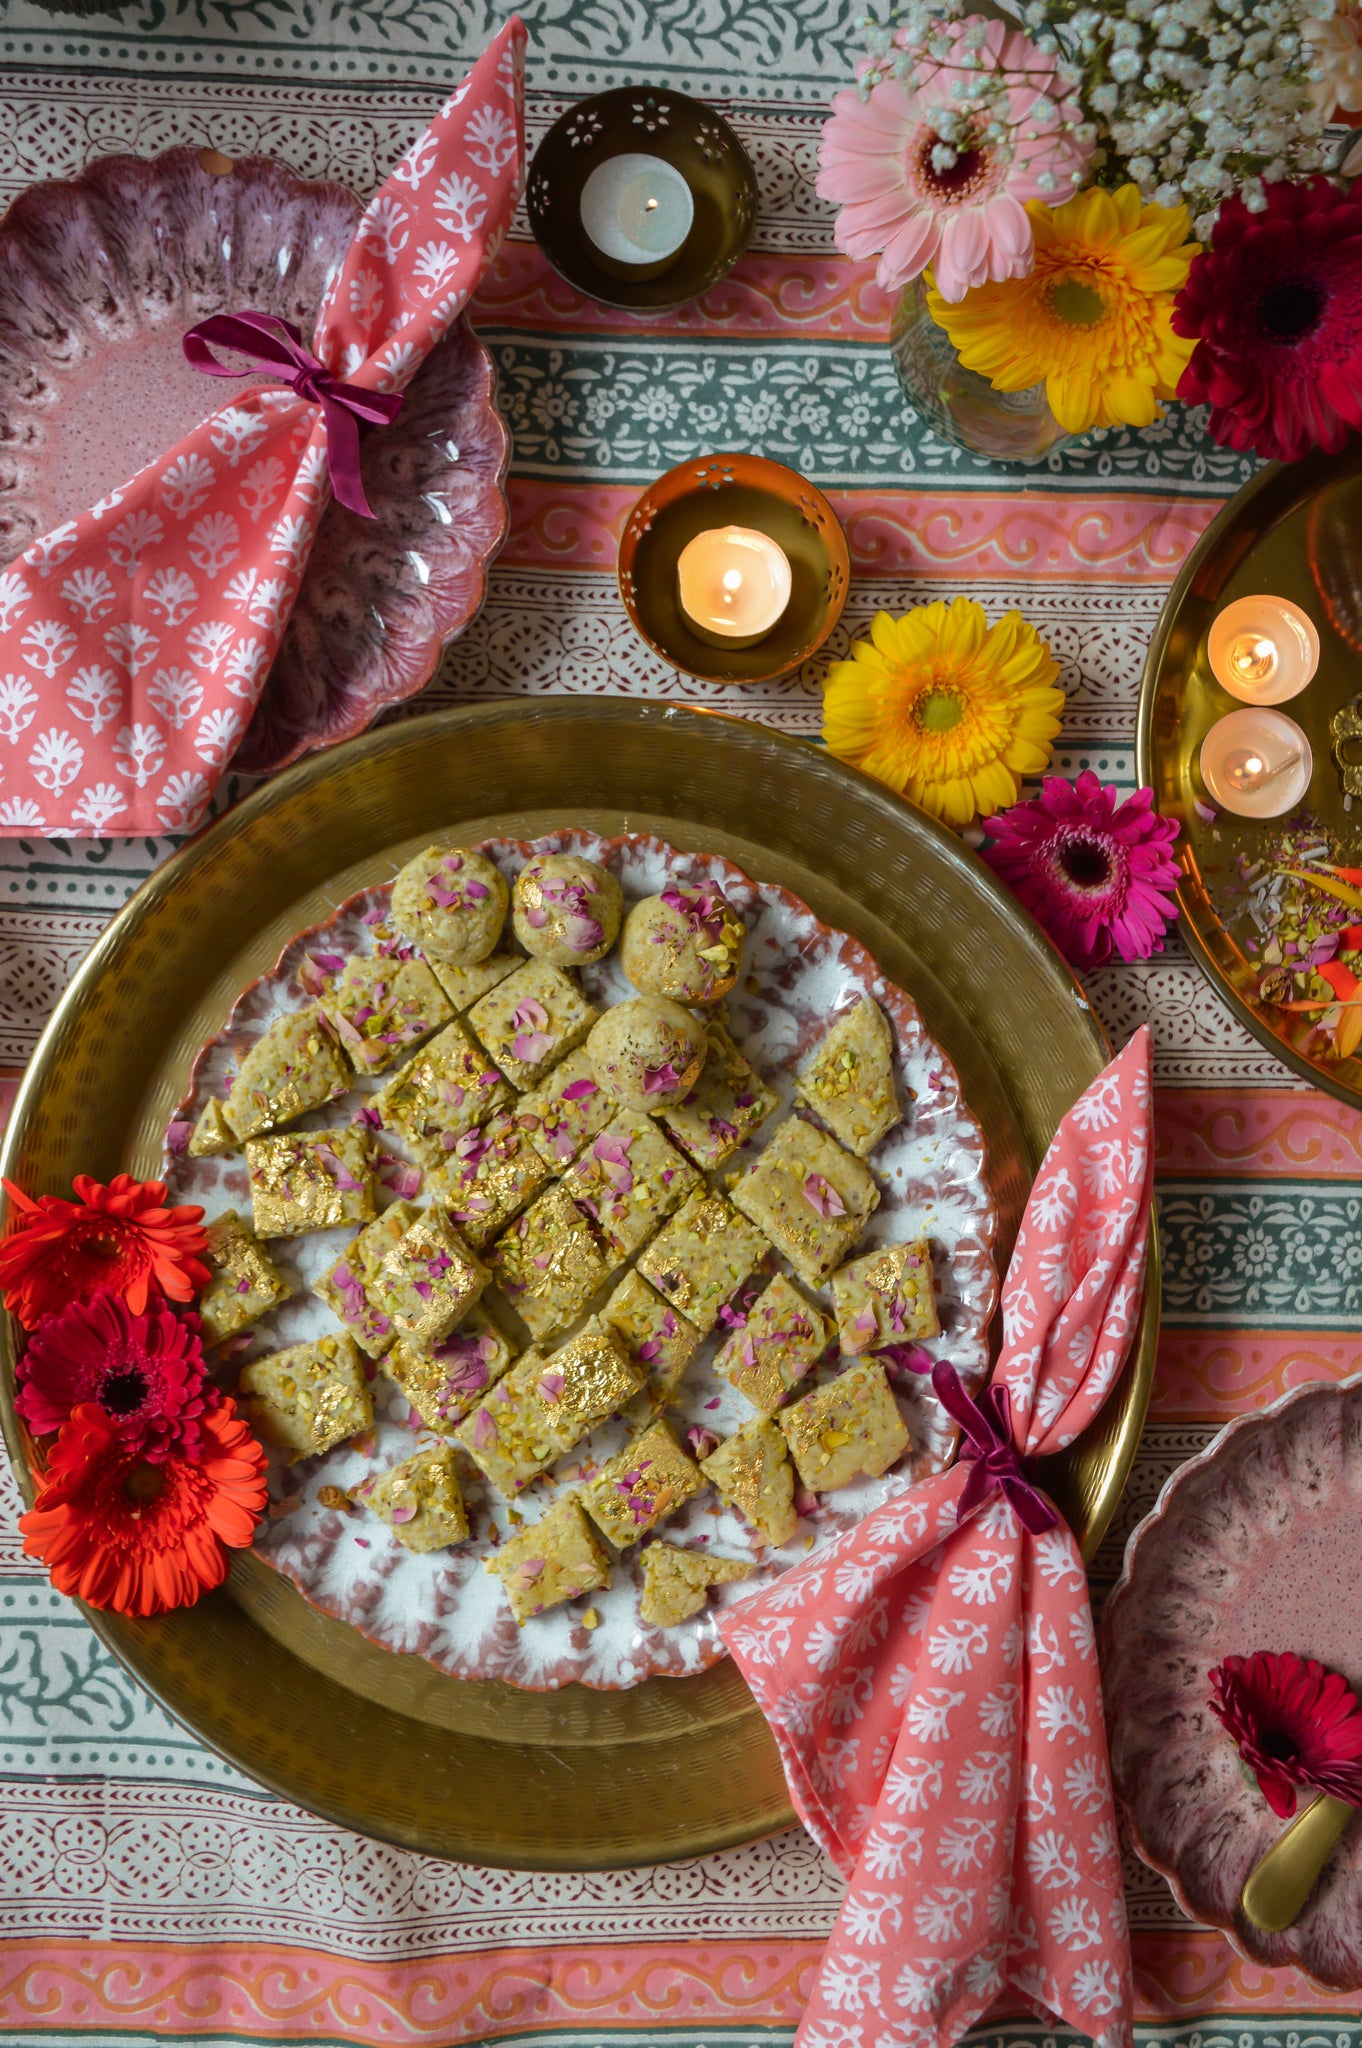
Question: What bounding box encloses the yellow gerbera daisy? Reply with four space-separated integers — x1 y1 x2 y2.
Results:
926 185 1199 435
822 596 1063 827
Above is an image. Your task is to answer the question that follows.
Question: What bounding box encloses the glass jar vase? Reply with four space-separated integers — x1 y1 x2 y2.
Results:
889 276 1076 466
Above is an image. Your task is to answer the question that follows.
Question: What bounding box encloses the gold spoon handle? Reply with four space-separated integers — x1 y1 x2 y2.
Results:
1240 1792 1356 1932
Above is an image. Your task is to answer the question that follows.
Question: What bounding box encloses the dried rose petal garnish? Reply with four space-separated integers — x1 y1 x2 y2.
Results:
802 1173 846 1220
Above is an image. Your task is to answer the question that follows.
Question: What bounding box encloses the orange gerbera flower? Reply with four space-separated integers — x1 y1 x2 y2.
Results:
0 1174 209 1329
19 1399 268 1617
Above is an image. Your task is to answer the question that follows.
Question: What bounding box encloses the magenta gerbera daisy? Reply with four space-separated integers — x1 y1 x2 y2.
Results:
1174 178 1362 463
15 1293 216 1461
1209 1650 1362 1820
982 773 1181 972
816 16 1091 302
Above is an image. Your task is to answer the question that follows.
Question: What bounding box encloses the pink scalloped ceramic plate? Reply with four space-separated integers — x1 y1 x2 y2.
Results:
165 830 999 1691
0 147 509 777
1103 1373 1362 1989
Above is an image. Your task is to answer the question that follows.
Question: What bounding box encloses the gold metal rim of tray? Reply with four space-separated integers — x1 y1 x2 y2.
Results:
0 700 1158 1869
1137 441 1362 1107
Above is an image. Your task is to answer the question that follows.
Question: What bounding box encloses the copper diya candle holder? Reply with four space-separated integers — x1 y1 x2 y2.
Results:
618 453 850 685
527 88 757 313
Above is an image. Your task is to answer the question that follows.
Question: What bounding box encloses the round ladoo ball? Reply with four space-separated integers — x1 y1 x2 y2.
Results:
586 995 708 1113
390 846 508 964
620 884 745 1003
512 853 623 966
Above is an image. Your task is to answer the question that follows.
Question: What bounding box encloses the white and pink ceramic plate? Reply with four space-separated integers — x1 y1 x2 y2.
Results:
1103 1372 1362 1989
165 830 998 1691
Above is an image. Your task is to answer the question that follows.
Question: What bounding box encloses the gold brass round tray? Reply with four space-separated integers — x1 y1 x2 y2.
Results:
0 701 1156 1869
1138 442 1362 1105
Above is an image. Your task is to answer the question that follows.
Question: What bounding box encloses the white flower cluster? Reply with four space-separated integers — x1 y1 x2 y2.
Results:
859 0 1338 239
859 3 1093 190
1027 0 1334 236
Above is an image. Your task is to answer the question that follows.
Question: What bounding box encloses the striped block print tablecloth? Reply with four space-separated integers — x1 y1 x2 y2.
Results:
0 4 1356 2045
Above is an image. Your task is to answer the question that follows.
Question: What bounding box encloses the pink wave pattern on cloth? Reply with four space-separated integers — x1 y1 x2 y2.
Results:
0 17 525 838
722 1027 1154 2048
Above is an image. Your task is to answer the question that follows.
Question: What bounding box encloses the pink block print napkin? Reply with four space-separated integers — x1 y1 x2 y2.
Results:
722 1026 1153 2048
0 17 525 838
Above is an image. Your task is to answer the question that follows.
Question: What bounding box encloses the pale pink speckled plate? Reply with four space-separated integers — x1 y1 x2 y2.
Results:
0 147 509 777
165 830 998 1691
1103 1373 1362 1988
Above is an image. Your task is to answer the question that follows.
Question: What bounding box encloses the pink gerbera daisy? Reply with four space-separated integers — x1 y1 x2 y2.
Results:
982 773 1181 972
1174 178 1362 463
15 1293 216 1461
817 16 1092 302
1209 1651 1362 1819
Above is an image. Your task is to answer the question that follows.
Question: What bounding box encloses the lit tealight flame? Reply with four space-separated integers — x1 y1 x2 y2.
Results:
1222 746 1301 794
1227 633 1278 684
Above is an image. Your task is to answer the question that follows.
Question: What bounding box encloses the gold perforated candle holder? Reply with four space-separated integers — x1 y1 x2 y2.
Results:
618 453 850 686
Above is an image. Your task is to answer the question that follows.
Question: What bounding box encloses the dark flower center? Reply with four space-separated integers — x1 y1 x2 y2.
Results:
100 1364 151 1417
1259 1725 1302 1764
913 136 987 200
123 1464 166 1505
1257 280 1325 345
1057 832 1114 893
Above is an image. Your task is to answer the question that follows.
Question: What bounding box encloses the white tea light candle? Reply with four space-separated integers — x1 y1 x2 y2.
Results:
1200 707 1314 819
1208 594 1320 704
676 524 793 647
579 153 694 274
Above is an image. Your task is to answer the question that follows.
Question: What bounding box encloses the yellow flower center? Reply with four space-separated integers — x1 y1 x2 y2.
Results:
916 686 965 733
1047 276 1108 329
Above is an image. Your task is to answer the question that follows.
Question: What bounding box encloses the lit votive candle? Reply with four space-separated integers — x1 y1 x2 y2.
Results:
579 152 694 278
676 524 793 647
1199 707 1314 819
1207 594 1320 704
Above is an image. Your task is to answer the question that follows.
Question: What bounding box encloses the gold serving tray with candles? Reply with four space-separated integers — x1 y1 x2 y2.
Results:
1138 442 1362 1105
0 702 1156 1868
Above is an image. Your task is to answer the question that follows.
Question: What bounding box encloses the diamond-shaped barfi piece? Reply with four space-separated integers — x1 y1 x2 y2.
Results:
221 1006 350 1141
239 1333 372 1463
467 958 597 1089
189 1099 236 1157
383 1305 517 1435
485 1492 613 1625
315 1201 423 1355
198 1209 293 1345
517 1047 614 1168
562 1112 701 1261
246 1126 376 1239
639 1541 754 1627
831 1240 939 1356
635 1189 769 1337
429 1111 553 1251
699 1417 798 1546
358 1444 469 1552
318 953 454 1075
779 1359 910 1493
428 950 522 1015
660 1021 779 1171
456 1317 643 1495
486 1182 615 1342
368 1207 489 1349
373 1019 513 1165
599 1270 701 1406
581 1419 705 1550
731 1117 879 1288
713 1273 834 1416
795 996 902 1158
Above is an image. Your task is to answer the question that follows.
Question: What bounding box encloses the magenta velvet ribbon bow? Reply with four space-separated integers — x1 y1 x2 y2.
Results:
183 311 404 519
931 1362 1059 1536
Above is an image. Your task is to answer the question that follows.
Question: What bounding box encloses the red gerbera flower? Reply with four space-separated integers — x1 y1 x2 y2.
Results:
1174 178 1362 463
19 1400 268 1618
15 1294 215 1461
0 1174 209 1329
1208 1650 1362 1819
982 773 1181 972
